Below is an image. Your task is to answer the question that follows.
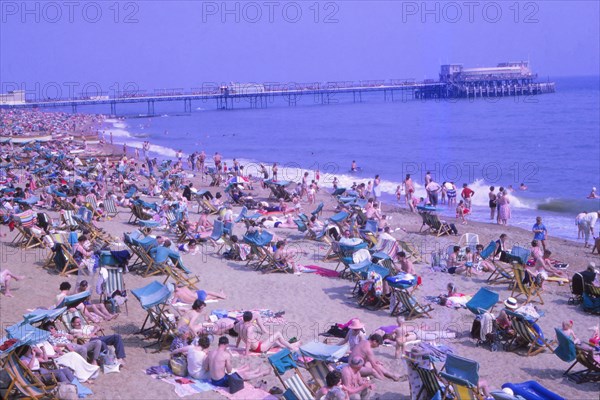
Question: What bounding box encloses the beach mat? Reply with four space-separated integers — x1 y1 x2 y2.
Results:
302 265 340 278
216 384 277 399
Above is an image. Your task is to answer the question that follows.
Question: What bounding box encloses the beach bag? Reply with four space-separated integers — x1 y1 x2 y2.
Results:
470 317 481 339
170 356 188 377
228 372 244 394
57 382 78 400
325 324 348 339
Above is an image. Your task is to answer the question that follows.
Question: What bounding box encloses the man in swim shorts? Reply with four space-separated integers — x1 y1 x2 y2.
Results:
207 336 232 387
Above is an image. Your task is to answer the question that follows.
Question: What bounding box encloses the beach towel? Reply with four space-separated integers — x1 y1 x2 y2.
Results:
215 385 277 399
302 265 340 278
56 352 100 382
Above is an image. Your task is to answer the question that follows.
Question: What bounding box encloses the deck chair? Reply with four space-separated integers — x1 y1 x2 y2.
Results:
554 328 577 365
568 272 585 305
439 354 484 400
298 342 347 392
331 188 346 196
60 308 104 336
346 248 372 281
458 233 479 249
268 349 314 400
99 265 128 315
310 202 324 218
563 344 600 383
56 291 91 311
208 220 225 253
403 356 444 400
132 280 176 352
103 197 119 218
466 288 499 315
328 211 349 228
60 210 79 230
397 240 423 264
510 264 544 305
52 243 80 276
396 289 433 320
506 311 553 356
1 351 57 400
428 214 452 237
85 194 102 220
483 242 514 285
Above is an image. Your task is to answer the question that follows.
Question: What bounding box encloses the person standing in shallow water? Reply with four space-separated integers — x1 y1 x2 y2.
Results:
489 186 497 221
532 216 548 252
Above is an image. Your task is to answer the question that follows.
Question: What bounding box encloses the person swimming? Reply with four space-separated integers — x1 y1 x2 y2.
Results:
587 187 600 199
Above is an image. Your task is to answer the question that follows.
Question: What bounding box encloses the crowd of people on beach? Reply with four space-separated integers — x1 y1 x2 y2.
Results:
0 110 599 399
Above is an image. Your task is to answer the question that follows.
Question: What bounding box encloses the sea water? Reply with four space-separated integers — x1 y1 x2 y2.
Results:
78 76 599 241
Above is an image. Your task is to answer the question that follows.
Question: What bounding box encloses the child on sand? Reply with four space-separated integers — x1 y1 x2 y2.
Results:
0 269 25 297
560 320 580 344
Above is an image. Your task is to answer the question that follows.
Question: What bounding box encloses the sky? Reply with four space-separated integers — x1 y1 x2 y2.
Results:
1 1 599 97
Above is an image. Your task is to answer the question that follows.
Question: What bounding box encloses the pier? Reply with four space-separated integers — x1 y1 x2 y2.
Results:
0 62 555 115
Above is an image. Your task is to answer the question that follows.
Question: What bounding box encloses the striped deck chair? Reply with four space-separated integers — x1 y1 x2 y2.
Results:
564 344 600 383
268 349 314 400
510 264 544 305
398 240 423 264
506 311 553 356
100 266 128 315
396 289 433 320
103 197 119 218
415 364 444 400
1 351 57 400
85 194 102 220
374 239 400 260
61 210 78 230
13 210 45 249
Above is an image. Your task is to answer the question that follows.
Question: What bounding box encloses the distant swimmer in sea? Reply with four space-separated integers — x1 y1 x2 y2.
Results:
351 160 358 172
587 187 600 199
520 183 528 191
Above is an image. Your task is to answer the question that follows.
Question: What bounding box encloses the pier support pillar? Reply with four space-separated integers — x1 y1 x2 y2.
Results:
147 100 155 115
110 102 117 115
184 98 192 113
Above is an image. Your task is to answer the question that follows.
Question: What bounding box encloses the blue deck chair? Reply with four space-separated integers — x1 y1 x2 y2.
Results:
234 206 248 223
483 241 514 285
294 218 308 233
124 186 137 199
223 221 233 236
5 322 52 349
440 354 482 400
510 246 531 265
329 211 349 226
299 342 348 390
331 188 346 196
268 349 314 400
56 290 91 310
466 288 499 315
132 280 175 348
554 328 576 364
23 307 67 325
209 220 225 252
311 202 324 217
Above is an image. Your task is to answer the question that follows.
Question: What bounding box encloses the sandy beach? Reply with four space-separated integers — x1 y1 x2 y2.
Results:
1 135 599 400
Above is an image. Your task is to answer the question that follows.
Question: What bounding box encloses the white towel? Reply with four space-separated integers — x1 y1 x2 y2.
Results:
56 352 100 382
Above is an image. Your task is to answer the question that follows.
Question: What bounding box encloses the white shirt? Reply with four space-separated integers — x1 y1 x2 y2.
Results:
187 348 209 380
583 212 599 228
